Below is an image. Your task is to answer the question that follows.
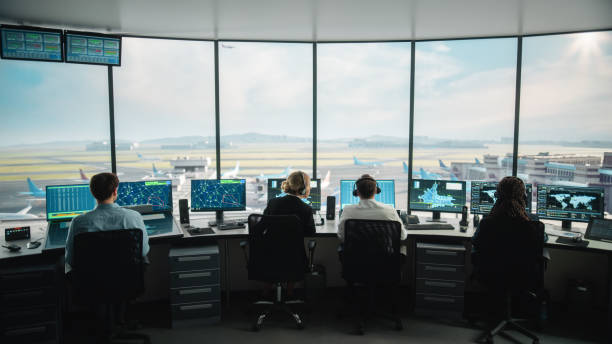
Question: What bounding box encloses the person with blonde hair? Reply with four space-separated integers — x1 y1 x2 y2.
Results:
263 170 316 236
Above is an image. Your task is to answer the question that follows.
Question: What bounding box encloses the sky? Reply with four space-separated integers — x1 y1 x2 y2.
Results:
0 31 611 147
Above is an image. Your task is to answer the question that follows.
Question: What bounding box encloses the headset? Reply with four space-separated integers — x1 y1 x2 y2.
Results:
352 175 381 197
297 171 307 196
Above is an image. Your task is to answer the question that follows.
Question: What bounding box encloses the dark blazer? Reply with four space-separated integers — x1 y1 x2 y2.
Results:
263 195 316 236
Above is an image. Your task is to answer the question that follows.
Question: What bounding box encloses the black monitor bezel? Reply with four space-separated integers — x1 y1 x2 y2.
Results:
409 179 467 214
1 25 64 63
469 181 533 215
64 30 122 66
266 178 321 210
116 179 173 214
535 184 605 223
339 179 396 210
584 218 612 241
45 183 94 221
190 179 247 212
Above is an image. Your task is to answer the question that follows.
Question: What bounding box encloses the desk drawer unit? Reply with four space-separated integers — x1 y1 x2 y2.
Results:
169 245 220 326
415 242 466 317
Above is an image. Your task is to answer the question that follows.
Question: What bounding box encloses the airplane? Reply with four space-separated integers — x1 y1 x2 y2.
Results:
74 169 89 182
320 170 331 190
0 202 38 220
152 164 166 178
255 166 291 182
450 173 459 181
439 160 451 171
475 158 482 165
221 161 240 178
353 156 387 167
19 178 46 198
419 168 443 180
136 152 160 162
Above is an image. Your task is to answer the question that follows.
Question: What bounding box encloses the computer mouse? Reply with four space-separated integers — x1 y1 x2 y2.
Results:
27 241 41 249
572 235 583 243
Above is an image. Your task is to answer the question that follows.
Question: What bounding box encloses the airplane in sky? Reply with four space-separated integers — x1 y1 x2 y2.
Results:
353 156 387 167
439 160 451 171
19 178 46 198
0 202 38 220
136 152 160 162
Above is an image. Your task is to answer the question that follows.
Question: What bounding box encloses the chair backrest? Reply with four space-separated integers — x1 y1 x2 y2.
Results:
342 219 402 283
72 229 144 303
474 219 545 292
247 214 305 283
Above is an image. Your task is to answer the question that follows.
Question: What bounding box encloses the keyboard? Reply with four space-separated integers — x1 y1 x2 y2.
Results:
187 226 215 235
406 223 455 230
208 218 248 226
218 223 246 230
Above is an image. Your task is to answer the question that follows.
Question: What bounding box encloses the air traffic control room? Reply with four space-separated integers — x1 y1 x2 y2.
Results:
0 1 611 343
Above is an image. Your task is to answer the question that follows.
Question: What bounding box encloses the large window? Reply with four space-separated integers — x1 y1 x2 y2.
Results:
114 38 216 213
317 43 411 210
0 60 110 219
520 31 612 217
412 38 517 216
219 42 313 212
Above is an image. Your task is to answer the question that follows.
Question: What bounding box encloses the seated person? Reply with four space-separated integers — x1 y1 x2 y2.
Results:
65 172 150 274
263 170 316 236
337 174 408 257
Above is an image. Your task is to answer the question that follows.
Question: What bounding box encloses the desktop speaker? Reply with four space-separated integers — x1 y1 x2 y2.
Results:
179 199 190 224
326 196 335 220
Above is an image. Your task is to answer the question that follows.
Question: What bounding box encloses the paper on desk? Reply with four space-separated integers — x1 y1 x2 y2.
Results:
546 228 581 238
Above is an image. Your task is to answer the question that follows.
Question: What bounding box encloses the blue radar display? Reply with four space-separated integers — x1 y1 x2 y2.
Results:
470 181 532 215
1 25 63 62
536 184 604 225
267 178 321 210
191 179 246 212
46 184 97 221
116 180 172 213
340 179 395 209
410 179 466 213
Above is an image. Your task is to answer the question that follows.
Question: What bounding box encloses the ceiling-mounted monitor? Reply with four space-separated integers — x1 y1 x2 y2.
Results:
65 30 121 66
1 25 63 62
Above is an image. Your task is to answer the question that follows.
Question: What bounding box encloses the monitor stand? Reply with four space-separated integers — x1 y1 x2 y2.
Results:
208 211 226 227
561 220 572 230
426 211 446 223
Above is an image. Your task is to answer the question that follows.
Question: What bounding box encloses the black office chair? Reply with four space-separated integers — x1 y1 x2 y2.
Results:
72 229 151 344
472 220 545 344
341 219 403 335
241 214 309 331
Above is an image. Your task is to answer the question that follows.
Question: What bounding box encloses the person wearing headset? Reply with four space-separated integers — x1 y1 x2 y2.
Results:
337 174 408 255
263 170 316 237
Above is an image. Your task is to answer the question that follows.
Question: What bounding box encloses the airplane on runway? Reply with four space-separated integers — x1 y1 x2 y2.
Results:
137 152 160 162
19 178 46 198
439 160 451 171
255 166 291 182
0 202 38 220
475 158 482 165
321 170 331 190
76 169 89 182
353 156 389 167
213 161 240 179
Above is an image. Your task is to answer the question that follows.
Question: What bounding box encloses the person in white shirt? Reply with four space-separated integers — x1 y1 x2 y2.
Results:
337 174 408 256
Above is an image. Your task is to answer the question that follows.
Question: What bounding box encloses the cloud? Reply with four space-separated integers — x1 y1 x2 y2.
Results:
433 43 451 53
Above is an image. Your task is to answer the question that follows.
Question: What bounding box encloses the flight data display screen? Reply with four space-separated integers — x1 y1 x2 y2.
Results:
65 31 121 65
1 26 63 62
116 180 172 213
470 181 532 215
46 184 97 221
340 179 395 210
409 179 466 213
191 179 246 212
267 178 321 210
536 184 604 222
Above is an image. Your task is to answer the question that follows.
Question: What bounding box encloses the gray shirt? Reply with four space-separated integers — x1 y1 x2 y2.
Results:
65 203 150 273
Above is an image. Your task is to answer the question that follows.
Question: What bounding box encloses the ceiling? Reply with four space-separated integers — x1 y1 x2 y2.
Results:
0 0 611 41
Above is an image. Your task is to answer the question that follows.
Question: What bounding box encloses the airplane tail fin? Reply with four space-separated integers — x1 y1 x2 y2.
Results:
79 169 88 180
403 161 409 173
475 158 481 165
137 153 143 159
419 168 428 179
27 177 42 194
353 156 360 165
439 159 448 169
450 173 459 181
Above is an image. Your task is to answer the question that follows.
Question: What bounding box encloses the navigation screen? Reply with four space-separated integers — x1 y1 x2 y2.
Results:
65 31 121 65
116 180 172 213
536 184 604 222
191 179 246 212
267 178 321 210
340 179 395 209
1 26 63 62
410 179 466 213
46 184 97 221
470 181 532 215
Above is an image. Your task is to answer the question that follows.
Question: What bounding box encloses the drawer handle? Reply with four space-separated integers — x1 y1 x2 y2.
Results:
425 250 457 256
5 326 47 336
178 288 212 295
180 303 213 311
2 290 45 300
177 256 211 262
424 296 455 303
424 281 456 288
424 266 457 272
177 272 212 279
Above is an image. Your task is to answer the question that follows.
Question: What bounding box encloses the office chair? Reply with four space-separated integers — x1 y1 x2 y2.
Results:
472 219 545 344
72 229 151 344
340 219 403 335
241 214 310 331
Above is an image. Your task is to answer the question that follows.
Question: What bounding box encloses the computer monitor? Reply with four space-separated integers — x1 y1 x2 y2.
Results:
1 25 63 62
536 184 604 229
46 184 97 221
64 30 121 66
470 181 533 215
267 178 321 211
116 180 173 213
191 179 246 224
409 179 467 222
339 179 395 210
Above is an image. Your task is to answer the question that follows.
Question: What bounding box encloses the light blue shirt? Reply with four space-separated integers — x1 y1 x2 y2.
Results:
65 203 150 273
